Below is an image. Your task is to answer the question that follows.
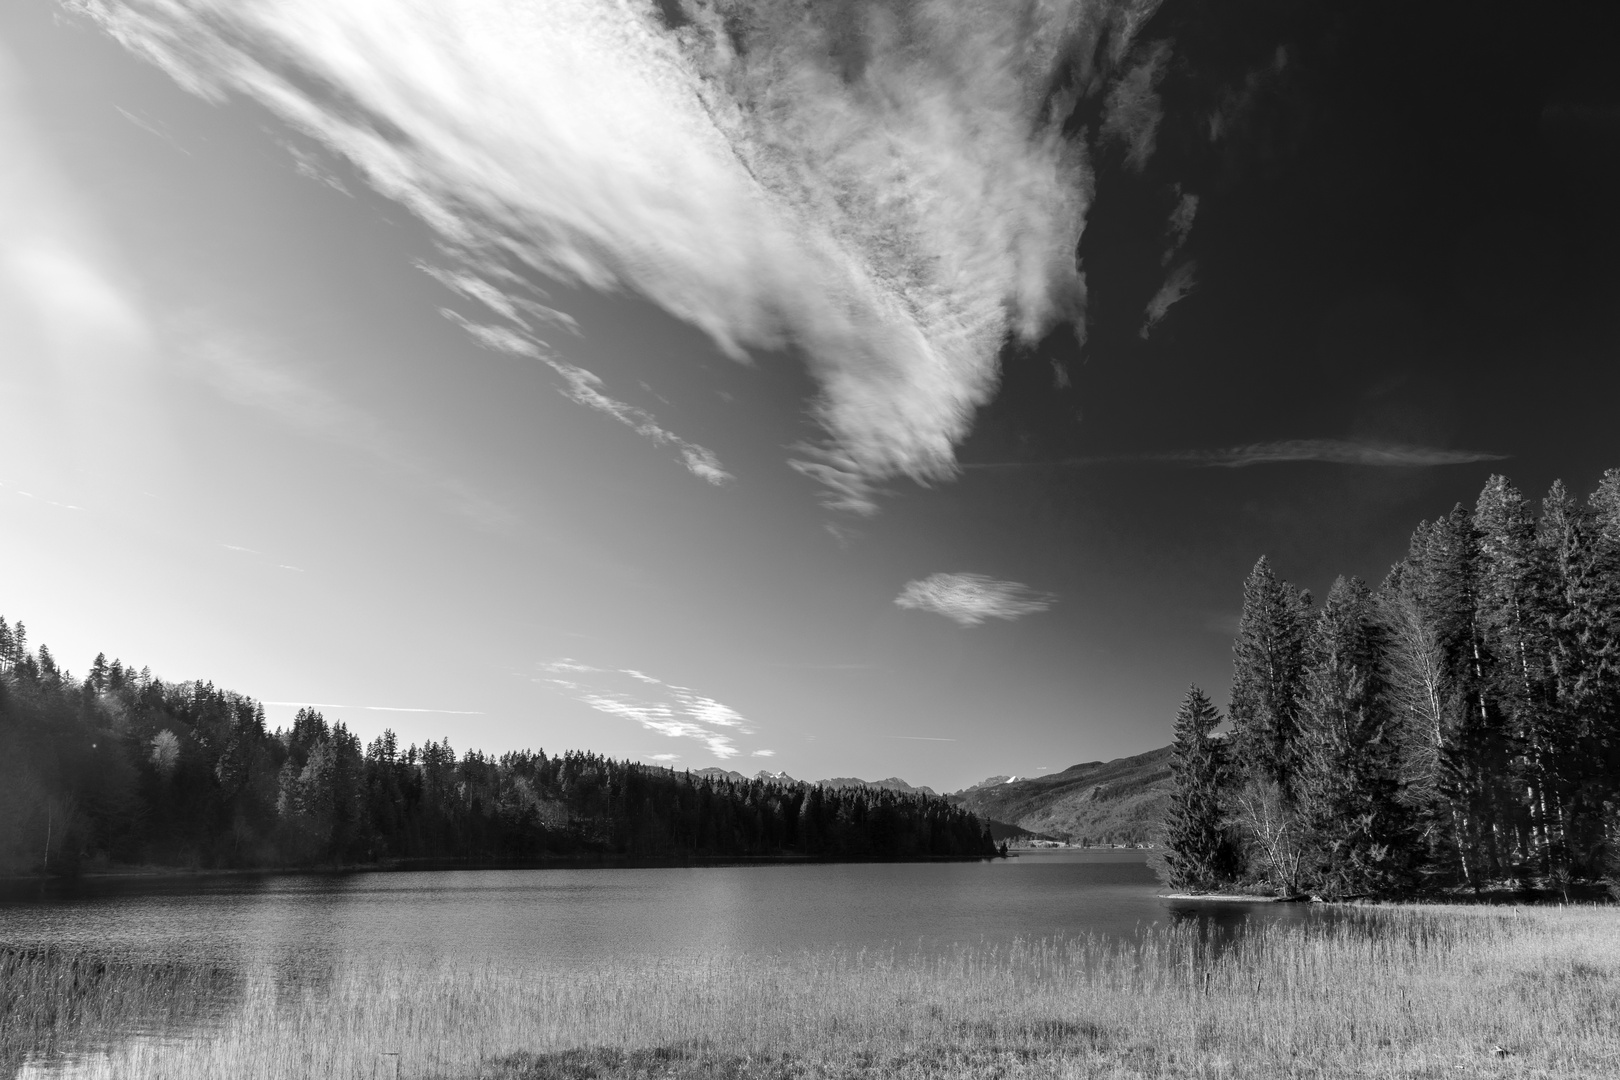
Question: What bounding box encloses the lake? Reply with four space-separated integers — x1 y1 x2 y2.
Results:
0 851 1321 972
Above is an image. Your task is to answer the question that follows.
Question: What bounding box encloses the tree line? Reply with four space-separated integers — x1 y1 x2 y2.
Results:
1160 470 1620 898
0 630 996 875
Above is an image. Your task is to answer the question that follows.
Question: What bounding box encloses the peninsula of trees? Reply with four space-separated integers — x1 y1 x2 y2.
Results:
1161 470 1620 898
0 631 996 875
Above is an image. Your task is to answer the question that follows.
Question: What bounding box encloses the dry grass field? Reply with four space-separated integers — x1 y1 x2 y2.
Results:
5 904 1618 1079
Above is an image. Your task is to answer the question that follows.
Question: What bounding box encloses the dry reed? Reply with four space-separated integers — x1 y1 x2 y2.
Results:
7 904 1618 1079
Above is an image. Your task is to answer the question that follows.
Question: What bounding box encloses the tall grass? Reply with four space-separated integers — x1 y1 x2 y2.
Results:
9 905 1619 1079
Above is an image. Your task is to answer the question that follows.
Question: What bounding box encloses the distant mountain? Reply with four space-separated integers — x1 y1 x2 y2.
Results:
688 768 941 798
960 774 1022 791
947 746 1173 846
818 776 939 797
692 767 753 784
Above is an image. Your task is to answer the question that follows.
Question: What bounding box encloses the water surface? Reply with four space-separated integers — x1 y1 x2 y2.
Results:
1 851 1319 972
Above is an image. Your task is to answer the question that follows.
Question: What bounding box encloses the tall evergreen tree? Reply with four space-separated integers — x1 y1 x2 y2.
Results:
1474 475 1561 876
1228 556 1311 799
1294 577 1412 897
1158 686 1237 892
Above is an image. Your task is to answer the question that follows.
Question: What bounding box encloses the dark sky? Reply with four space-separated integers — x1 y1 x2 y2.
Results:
2 0 1616 790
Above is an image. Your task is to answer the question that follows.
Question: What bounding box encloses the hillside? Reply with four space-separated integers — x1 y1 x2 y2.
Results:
947 746 1173 846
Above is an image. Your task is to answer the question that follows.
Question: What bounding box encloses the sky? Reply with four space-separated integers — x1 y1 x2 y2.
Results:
2 0 1617 793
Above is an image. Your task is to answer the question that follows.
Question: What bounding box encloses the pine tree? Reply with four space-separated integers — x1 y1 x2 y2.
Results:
1228 556 1312 799
1158 686 1237 891
1294 577 1412 897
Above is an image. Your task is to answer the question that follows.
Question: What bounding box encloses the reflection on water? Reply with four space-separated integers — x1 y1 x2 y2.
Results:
0 852 1321 973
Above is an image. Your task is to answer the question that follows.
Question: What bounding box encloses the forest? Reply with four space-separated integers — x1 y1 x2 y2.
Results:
1160 470 1620 899
0 633 997 875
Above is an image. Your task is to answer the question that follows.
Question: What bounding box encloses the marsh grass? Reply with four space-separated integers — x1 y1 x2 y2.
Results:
0 947 239 1069
7 905 1619 1079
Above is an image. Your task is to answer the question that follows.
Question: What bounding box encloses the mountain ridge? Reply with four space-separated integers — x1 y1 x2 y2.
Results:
689 747 1173 846
946 746 1172 845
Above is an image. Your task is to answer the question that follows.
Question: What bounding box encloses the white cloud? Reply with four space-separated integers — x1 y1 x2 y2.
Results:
1141 260 1196 337
75 0 1163 511
750 749 776 758
1101 40 1171 172
445 312 733 486
537 660 761 760
1164 190 1198 263
895 572 1057 627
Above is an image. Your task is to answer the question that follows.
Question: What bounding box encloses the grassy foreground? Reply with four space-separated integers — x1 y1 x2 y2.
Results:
5 905 1618 1079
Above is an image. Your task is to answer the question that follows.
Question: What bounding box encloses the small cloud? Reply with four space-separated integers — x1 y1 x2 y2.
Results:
285 143 352 196
537 661 762 761
277 564 305 572
447 313 732 487
895 573 1056 628
222 544 261 554
750 749 776 758
1141 260 1196 338
1101 41 1172 172
648 753 680 763
1163 191 1199 265
790 446 883 516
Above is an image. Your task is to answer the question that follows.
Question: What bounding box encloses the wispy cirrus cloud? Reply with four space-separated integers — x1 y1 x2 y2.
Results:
895 573 1056 628
1182 440 1509 469
73 0 1164 513
1140 260 1196 337
444 311 732 486
966 439 1509 471
536 660 766 761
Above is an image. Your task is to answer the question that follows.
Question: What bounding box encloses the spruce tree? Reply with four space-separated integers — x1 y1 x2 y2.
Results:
1228 556 1311 799
1159 685 1237 891
1294 577 1412 897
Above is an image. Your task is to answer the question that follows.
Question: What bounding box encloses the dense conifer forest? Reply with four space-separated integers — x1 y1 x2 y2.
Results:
0 631 996 875
1160 470 1620 898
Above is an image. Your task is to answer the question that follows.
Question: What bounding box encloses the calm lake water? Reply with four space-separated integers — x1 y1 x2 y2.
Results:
0 851 1322 971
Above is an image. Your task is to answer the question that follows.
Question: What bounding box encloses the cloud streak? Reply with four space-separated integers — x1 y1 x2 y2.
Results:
444 311 732 486
966 439 1510 471
895 572 1056 627
75 0 1163 511
537 660 765 760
